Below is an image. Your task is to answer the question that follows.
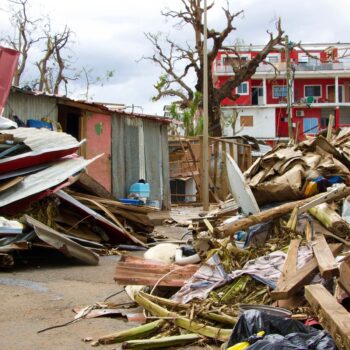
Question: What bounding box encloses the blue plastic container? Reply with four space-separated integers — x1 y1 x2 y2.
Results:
129 182 150 198
27 119 53 130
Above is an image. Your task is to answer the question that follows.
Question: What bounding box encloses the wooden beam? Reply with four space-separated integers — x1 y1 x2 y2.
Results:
312 233 339 278
305 284 350 350
298 184 347 214
218 187 350 237
272 243 342 300
276 238 301 290
339 256 350 295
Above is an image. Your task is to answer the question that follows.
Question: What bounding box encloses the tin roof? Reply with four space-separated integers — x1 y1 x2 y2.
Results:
10 86 172 124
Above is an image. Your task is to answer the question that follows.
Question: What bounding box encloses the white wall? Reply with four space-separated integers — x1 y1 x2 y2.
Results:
222 107 276 138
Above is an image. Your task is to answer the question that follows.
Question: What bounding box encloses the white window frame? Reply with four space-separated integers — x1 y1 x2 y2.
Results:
237 81 249 95
304 85 322 98
221 53 251 65
298 52 320 64
272 85 288 99
266 53 281 63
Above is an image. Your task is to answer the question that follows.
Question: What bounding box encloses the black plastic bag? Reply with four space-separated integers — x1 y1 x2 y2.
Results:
226 310 335 349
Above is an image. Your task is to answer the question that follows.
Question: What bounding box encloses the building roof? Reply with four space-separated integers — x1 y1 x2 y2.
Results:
10 86 172 124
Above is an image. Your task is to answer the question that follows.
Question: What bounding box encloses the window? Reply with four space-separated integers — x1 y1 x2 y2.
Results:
237 82 248 95
223 56 248 67
272 85 287 98
305 85 321 98
240 115 253 127
266 54 280 63
303 117 318 134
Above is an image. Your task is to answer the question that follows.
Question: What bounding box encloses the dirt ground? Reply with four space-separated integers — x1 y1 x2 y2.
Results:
0 208 218 350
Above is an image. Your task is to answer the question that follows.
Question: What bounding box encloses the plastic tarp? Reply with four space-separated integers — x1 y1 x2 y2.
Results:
226 310 336 349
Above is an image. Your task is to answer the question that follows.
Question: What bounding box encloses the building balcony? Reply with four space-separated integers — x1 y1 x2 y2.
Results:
214 62 350 76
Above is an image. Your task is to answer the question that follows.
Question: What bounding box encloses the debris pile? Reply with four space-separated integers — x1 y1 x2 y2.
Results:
0 126 156 268
88 130 350 350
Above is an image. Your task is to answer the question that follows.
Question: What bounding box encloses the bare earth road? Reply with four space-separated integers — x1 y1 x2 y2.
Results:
0 218 214 350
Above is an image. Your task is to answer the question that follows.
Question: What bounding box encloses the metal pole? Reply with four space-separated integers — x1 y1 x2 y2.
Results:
285 35 293 140
202 0 209 211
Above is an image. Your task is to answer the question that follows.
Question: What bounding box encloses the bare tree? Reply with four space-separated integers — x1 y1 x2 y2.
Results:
5 0 41 86
36 23 73 94
144 0 284 136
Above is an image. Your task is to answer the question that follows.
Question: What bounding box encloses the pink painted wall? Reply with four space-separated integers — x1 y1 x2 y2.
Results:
85 112 112 191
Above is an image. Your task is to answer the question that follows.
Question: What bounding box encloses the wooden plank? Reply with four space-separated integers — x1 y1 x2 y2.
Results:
312 233 339 278
276 238 301 290
339 256 350 295
76 172 113 199
272 243 342 300
305 284 350 350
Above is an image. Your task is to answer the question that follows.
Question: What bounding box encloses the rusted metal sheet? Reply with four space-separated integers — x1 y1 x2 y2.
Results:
25 215 99 265
114 255 199 287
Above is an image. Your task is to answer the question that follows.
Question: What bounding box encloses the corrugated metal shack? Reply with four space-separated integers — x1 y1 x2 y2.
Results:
3 87 171 209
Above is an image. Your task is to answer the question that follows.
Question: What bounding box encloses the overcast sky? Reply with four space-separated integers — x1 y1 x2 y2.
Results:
1 0 350 115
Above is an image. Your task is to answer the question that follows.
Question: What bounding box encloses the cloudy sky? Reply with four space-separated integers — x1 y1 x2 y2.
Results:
1 0 350 115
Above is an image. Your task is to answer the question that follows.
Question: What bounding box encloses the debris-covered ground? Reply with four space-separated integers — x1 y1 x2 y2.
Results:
3 122 350 350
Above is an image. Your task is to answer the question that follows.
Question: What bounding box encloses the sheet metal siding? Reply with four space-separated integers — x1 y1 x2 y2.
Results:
3 91 58 122
111 114 170 207
143 120 162 205
161 124 170 210
111 115 126 198
124 119 140 196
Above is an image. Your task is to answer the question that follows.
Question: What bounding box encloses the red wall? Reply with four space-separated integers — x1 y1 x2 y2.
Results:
85 113 112 191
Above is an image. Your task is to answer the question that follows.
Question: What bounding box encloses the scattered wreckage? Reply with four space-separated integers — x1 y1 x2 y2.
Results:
73 129 350 350
4 116 350 348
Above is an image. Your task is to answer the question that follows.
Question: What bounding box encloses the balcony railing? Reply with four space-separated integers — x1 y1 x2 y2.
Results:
215 61 350 74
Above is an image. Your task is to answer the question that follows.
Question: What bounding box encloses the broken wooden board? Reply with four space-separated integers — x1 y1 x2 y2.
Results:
312 233 339 278
0 176 24 193
114 255 198 287
74 171 114 199
272 243 342 300
276 238 301 290
339 256 350 295
305 284 350 350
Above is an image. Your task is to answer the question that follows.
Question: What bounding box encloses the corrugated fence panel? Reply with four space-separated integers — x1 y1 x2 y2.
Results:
143 119 162 206
124 117 141 196
111 114 126 198
160 124 170 209
3 91 58 123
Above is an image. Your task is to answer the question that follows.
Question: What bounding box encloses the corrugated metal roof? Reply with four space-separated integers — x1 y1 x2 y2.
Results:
10 87 172 124
2 127 83 153
0 155 99 207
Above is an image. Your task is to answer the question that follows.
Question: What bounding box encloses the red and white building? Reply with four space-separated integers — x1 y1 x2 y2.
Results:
214 43 350 140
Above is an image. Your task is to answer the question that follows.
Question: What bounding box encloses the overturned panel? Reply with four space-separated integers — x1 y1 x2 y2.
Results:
25 215 99 265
